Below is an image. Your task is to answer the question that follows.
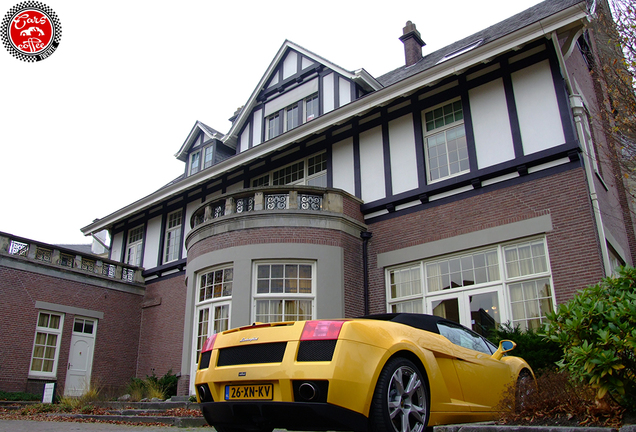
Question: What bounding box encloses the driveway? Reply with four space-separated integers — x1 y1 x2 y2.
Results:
0 419 210 432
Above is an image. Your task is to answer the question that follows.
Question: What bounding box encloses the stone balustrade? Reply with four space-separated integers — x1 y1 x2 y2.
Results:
0 232 144 284
190 186 346 229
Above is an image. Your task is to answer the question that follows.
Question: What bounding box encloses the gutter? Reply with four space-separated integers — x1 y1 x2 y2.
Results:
550 29 612 276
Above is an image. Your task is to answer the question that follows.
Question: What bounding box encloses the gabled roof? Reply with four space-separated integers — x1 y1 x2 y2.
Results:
378 0 588 87
174 121 224 162
221 40 382 149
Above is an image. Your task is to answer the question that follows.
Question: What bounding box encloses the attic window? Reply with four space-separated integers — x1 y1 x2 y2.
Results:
436 39 483 65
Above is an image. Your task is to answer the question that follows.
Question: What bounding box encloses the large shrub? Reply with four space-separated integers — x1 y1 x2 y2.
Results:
488 323 561 372
542 267 636 408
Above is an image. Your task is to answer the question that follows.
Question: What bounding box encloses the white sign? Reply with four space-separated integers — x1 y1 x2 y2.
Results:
42 383 55 404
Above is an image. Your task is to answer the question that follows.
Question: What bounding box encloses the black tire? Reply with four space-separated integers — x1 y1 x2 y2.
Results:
515 369 535 411
369 357 429 432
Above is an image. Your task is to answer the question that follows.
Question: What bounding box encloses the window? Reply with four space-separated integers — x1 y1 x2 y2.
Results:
267 113 281 140
125 226 143 267
305 94 318 121
424 100 469 182
164 211 182 263
73 318 95 334
253 152 327 187
265 93 320 141
194 266 233 366
30 312 64 377
189 152 200 175
437 321 493 354
426 249 499 292
253 262 315 323
286 103 299 131
386 238 554 332
203 146 214 169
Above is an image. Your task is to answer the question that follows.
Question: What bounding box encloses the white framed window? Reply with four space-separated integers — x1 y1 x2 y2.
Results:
30 311 64 378
424 100 469 183
203 146 214 169
164 211 182 264
125 225 143 267
267 113 281 140
305 94 319 122
286 103 299 131
265 93 320 141
386 237 554 332
192 265 233 375
189 152 201 175
253 151 327 187
253 261 315 323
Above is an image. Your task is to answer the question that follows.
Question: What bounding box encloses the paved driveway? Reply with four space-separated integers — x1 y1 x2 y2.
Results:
0 419 210 431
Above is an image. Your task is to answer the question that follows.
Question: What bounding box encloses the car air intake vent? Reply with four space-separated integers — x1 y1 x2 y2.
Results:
217 342 287 366
199 351 211 369
297 340 337 362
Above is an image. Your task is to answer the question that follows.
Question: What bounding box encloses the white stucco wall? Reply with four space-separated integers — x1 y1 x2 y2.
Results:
339 77 351 107
323 73 335 114
143 215 162 269
359 126 385 202
252 109 262 146
283 51 297 80
469 78 515 168
332 137 355 195
389 114 419 194
512 60 565 154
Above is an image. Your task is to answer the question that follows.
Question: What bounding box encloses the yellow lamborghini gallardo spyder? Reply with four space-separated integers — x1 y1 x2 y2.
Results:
195 313 533 432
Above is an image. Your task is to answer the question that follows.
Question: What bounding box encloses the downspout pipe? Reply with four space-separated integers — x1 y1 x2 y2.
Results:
551 31 612 276
361 231 373 316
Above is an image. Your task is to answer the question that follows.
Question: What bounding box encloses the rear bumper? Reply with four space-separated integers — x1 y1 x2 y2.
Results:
199 401 369 432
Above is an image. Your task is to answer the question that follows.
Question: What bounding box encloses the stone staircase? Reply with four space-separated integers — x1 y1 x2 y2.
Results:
0 397 209 428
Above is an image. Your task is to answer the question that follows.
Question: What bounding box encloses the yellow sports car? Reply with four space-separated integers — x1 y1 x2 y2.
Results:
195 313 533 432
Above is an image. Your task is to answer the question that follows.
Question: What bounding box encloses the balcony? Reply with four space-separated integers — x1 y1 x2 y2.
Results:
0 232 144 285
191 186 353 229
187 186 365 250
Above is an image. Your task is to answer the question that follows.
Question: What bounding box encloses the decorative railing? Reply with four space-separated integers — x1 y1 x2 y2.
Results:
191 186 345 229
0 233 143 284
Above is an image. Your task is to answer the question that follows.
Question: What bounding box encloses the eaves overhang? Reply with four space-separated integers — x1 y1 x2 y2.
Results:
81 2 588 237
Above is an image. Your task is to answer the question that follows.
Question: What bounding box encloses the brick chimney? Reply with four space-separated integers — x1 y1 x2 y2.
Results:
399 21 425 67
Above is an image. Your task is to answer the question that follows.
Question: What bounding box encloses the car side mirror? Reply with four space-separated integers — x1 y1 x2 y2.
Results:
491 339 517 360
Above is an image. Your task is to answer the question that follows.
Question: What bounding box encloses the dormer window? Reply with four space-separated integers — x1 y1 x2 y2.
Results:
265 93 320 141
189 152 200 175
267 113 281 140
306 94 318 122
203 146 214 170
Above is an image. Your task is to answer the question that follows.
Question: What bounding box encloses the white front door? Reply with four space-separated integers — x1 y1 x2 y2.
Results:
64 318 97 396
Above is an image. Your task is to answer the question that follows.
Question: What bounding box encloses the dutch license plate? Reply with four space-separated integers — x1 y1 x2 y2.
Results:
225 384 273 400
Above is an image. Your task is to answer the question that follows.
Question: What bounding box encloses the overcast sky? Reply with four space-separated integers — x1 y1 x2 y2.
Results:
0 0 544 246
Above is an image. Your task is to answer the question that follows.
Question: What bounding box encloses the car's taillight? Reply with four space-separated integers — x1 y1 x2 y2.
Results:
300 320 348 341
201 333 217 352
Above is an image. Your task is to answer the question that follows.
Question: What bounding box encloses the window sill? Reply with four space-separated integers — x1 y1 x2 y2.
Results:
28 374 57 381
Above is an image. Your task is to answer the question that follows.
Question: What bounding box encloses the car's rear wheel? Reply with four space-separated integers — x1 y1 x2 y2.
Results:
369 357 429 432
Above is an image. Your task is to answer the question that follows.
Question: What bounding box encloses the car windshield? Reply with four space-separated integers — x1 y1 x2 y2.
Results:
437 321 492 355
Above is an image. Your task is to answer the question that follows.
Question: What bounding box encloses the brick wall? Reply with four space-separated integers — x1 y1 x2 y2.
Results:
0 264 142 396
365 167 605 313
136 273 186 381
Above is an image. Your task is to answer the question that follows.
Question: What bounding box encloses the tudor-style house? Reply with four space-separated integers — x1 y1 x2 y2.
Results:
2 0 633 397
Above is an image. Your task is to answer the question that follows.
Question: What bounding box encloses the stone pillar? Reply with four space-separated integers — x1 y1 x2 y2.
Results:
288 191 298 209
225 197 235 215
254 192 264 211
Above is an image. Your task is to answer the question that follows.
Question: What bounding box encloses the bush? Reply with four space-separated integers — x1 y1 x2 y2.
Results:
125 369 178 401
0 391 40 401
542 266 636 408
488 323 562 372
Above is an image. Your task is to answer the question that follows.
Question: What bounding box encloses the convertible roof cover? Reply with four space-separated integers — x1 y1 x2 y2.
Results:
362 313 446 334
